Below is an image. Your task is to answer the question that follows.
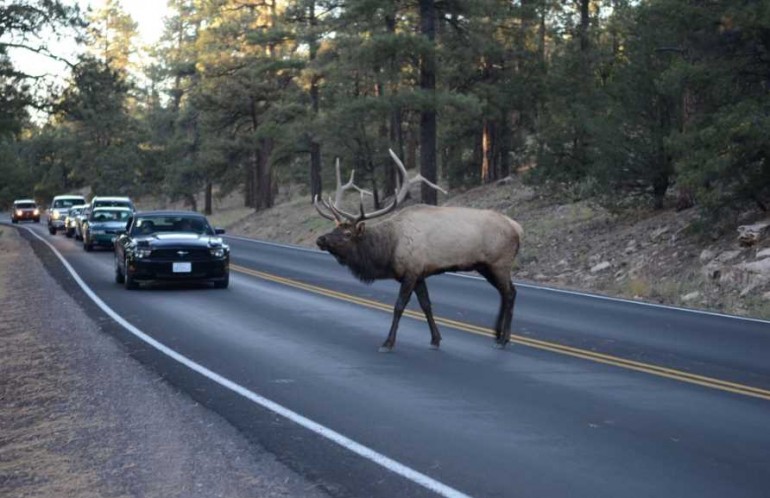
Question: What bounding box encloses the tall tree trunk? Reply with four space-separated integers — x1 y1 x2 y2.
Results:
419 0 437 205
384 8 401 195
204 181 212 215
481 119 494 183
308 0 322 200
499 112 512 178
256 138 274 210
579 0 590 53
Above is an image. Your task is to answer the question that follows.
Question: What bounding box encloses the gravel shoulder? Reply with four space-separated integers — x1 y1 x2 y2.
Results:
0 225 329 498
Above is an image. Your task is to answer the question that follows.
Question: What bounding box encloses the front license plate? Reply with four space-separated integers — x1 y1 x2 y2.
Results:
173 262 192 273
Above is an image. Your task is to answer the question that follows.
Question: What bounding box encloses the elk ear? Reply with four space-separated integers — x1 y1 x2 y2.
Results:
355 222 366 237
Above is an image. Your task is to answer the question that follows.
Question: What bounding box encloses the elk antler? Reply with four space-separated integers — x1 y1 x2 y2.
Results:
388 149 447 205
314 158 373 223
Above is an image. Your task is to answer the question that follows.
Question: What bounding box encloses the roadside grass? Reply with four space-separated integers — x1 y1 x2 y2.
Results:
206 207 254 230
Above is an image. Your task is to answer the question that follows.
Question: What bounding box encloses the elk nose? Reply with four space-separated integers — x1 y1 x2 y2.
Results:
316 235 327 249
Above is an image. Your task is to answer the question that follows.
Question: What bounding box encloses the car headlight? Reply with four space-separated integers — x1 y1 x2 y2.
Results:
52 211 60 219
134 248 152 259
210 247 226 258
33 209 39 215
15 210 22 216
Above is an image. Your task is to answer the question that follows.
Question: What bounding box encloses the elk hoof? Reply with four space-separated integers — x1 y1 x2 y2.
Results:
378 346 394 353
429 343 440 350
493 342 508 350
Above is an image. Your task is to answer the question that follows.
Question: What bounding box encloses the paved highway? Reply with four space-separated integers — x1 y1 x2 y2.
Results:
4 217 770 498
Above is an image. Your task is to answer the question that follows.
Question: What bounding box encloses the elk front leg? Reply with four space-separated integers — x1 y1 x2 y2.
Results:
380 278 416 352
414 279 442 349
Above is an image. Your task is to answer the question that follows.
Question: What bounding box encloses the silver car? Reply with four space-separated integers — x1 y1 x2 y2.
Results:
47 195 86 235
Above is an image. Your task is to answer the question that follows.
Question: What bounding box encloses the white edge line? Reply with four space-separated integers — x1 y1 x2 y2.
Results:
19 224 472 498
224 233 770 326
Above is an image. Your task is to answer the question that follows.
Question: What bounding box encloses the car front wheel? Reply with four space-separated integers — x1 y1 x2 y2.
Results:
48 226 56 235
114 254 125 284
124 258 138 290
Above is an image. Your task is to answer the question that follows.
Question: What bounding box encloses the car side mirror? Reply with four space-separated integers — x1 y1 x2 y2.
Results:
215 227 226 235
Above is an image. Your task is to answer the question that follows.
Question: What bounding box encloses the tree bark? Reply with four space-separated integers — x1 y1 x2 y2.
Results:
204 181 212 215
256 138 274 210
308 0 322 201
419 0 437 205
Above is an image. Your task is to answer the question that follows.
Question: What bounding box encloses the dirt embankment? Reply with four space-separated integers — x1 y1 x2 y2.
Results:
219 178 770 320
0 226 328 498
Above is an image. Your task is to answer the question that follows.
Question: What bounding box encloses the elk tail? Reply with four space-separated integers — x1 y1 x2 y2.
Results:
509 219 523 239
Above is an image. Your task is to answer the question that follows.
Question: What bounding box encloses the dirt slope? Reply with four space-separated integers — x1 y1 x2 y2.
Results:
218 178 770 321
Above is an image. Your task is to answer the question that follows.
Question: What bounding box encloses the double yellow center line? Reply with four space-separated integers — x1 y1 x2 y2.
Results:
232 263 770 402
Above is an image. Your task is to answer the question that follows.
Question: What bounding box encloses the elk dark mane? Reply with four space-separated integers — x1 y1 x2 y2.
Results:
346 226 397 283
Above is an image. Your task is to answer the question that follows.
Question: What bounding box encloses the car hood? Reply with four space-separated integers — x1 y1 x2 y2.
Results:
90 221 129 230
134 232 225 248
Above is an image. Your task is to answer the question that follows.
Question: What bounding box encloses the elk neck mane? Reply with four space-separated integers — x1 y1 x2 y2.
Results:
347 222 397 284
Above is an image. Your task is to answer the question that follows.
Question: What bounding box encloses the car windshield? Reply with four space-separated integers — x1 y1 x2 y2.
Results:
91 209 131 222
132 215 212 236
16 203 36 209
95 200 131 207
53 198 83 209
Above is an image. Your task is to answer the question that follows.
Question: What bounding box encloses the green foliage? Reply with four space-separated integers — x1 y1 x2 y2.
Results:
0 0 767 222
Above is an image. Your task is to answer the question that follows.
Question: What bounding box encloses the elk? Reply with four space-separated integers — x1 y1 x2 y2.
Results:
314 150 523 352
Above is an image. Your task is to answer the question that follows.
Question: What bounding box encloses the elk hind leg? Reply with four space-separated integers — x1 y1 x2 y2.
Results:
414 279 442 349
381 277 416 352
480 265 516 348
478 266 506 342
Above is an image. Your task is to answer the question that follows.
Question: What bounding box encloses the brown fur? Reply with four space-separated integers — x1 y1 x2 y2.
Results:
316 204 522 351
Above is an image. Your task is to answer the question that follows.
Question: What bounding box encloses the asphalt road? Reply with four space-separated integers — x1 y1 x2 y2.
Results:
4 216 770 498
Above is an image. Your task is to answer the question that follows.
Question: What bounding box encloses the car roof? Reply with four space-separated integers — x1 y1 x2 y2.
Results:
13 199 36 204
92 206 132 211
92 196 132 201
53 194 86 199
134 210 207 218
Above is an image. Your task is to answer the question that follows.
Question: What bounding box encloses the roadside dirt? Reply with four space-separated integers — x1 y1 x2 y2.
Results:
219 177 770 320
0 227 329 498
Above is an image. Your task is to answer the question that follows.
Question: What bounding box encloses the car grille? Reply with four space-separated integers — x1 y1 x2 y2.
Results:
151 248 211 261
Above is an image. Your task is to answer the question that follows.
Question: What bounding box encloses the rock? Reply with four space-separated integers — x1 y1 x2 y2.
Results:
737 258 770 275
590 261 612 273
650 227 670 241
681 291 701 302
757 248 770 259
737 220 770 247
762 291 770 301
699 249 716 262
716 250 742 263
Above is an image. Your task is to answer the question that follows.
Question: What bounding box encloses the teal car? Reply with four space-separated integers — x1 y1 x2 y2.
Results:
83 207 132 252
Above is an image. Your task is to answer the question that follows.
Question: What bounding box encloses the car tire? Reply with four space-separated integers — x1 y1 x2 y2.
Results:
48 226 56 235
213 273 229 289
65 228 73 238
115 255 125 284
34 218 40 223
11 219 17 224
124 258 138 290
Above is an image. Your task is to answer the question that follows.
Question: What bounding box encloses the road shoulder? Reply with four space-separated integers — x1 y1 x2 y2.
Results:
0 225 329 497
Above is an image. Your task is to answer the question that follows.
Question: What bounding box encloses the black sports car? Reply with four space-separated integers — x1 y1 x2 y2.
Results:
114 211 230 289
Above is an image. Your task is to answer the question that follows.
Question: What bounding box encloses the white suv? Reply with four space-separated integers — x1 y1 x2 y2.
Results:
47 195 87 235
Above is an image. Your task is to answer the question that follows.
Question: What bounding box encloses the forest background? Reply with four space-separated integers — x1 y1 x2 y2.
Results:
0 0 767 219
